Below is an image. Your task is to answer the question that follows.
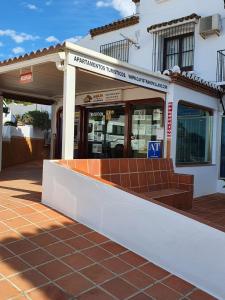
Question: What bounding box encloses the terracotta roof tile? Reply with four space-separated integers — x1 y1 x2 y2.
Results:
147 13 201 32
169 72 222 97
90 15 139 38
0 43 65 67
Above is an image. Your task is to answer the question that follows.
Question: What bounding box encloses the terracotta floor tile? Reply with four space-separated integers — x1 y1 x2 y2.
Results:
121 269 155 289
0 209 19 220
0 222 10 233
3 217 31 229
37 259 73 280
0 256 30 276
10 269 47 291
29 232 58 247
37 220 62 232
69 223 93 235
84 232 109 244
102 257 133 274
145 283 181 300
100 241 127 255
77 287 114 300
129 293 153 300
16 224 43 238
119 251 147 267
101 277 138 299
82 246 112 262
0 230 22 244
28 212 51 224
45 241 74 258
163 275 195 295
0 279 20 299
189 289 217 300
81 264 114 284
20 248 54 267
14 207 37 216
65 236 94 250
28 283 70 300
6 239 37 255
139 262 170 280
0 245 14 261
62 252 94 270
56 272 93 296
55 215 76 226
50 227 76 240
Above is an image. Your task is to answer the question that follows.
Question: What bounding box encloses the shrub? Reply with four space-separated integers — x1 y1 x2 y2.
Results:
21 111 51 130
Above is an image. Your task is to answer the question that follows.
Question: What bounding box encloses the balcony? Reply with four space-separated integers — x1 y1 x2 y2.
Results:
217 49 225 83
100 39 130 63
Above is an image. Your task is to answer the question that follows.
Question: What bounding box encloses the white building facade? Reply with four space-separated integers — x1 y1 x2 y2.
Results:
76 0 225 196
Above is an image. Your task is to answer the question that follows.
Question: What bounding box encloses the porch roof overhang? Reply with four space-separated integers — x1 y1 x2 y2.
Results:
0 42 170 105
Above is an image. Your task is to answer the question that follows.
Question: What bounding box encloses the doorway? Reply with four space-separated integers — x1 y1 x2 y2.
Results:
86 106 125 158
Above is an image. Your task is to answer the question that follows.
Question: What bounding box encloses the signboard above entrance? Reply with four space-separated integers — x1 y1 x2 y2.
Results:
83 90 122 104
20 67 33 84
68 53 168 93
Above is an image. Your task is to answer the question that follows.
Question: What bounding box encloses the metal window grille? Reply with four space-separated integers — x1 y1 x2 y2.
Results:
100 39 130 62
217 50 225 82
152 23 195 72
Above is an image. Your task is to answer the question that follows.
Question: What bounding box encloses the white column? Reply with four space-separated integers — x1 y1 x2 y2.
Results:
50 103 57 159
62 63 76 159
0 96 3 171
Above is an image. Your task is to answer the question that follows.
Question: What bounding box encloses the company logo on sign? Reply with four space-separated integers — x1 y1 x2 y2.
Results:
147 141 161 158
20 72 33 84
83 90 122 104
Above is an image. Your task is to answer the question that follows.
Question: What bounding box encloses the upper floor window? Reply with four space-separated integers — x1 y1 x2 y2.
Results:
152 22 195 72
100 39 130 62
164 33 194 71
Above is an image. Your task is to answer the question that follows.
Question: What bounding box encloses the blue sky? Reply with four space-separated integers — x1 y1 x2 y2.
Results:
0 0 135 60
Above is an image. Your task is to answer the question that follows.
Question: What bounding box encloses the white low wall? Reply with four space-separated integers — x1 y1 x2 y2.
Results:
2 125 44 141
42 160 225 300
175 165 218 197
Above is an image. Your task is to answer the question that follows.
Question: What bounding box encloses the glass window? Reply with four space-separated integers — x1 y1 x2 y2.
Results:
131 103 164 158
176 103 212 165
164 34 194 71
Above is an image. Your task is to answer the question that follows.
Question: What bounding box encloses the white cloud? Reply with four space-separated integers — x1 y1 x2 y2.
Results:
96 0 135 17
66 36 82 43
25 3 38 10
12 47 25 55
0 29 39 43
46 35 59 43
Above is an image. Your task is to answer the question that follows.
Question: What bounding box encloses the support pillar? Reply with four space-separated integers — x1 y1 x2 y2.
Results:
50 103 57 159
62 63 76 159
0 96 3 171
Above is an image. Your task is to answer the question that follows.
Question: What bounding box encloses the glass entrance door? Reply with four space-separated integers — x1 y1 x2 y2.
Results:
87 106 125 158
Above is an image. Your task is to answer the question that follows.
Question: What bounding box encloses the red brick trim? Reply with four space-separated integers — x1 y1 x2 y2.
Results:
90 16 139 38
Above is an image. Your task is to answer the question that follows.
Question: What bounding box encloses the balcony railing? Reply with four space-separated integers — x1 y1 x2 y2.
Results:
100 39 130 63
217 50 225 83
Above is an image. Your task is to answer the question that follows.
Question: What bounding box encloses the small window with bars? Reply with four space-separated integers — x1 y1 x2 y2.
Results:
152 23 195 72
100 39 130 62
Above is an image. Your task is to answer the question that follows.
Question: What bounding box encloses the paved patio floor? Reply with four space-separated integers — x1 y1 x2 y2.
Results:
0 161 216 300
189 194 225 232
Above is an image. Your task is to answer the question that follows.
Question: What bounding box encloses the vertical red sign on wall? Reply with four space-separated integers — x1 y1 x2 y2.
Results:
167 102 173 138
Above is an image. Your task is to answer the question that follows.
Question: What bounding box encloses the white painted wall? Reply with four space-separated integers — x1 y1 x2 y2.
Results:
169 84 222 197
78 0 225 82
2 125 44 141
42 160 225 300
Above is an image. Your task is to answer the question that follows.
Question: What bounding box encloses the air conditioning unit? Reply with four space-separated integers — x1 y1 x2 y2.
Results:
199 14 222 39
